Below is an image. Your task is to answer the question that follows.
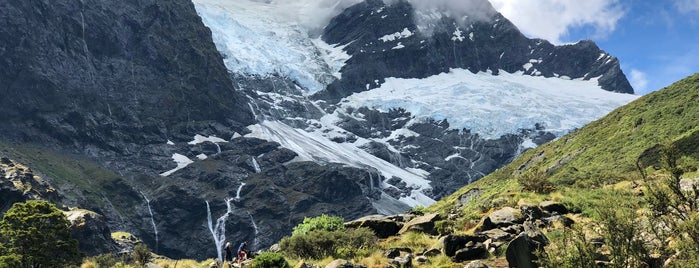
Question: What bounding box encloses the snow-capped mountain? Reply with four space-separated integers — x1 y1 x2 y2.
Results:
0 0 638 260
191 0 638 208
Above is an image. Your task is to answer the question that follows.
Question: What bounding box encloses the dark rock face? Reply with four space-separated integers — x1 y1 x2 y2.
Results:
65 209 118 256
0 0 253 148
315 0 633 102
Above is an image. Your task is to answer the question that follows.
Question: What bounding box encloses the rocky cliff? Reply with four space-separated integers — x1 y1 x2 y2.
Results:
315 0 633 101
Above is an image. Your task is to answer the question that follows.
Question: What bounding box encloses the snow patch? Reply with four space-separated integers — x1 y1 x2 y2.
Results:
379 28 414 42
160 154 195 177
188 134 227 145
245 120 435 207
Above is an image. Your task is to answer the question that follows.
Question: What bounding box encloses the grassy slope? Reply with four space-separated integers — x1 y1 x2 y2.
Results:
0 142 139 217
431 73 699 219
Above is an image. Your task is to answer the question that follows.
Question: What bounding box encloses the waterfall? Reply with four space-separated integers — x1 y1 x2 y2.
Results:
215 143 221 154
248 213 260 251
368 172 374 191
252 157 261 173
140 192 158 253
248 103 259 121
206 198 234 262
235 182 246 200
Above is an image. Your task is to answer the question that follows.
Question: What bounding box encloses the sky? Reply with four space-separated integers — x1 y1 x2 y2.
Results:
489 0 699 94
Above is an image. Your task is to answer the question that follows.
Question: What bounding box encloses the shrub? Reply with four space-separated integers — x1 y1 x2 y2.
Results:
252 252 289 268
280 227 377 259
132 243 152 266
292 214 345 236
89 253 117 268
537 227 597 268
517 171 555 193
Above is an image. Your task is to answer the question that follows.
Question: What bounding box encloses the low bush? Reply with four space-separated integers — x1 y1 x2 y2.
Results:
252 252 289 268
292 214 345 236
280 227 376 260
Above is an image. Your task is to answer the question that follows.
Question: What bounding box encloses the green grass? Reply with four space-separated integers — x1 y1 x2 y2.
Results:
0 142 140 217
431 73 699 219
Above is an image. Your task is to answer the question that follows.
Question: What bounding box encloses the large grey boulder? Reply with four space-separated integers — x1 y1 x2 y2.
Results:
399 213 441 235
345 214 403 238
478 207 525 231
442 234 488 257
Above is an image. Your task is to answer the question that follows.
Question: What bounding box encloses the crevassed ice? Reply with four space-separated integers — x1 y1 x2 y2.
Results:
193 0 350 94
342 69 639 140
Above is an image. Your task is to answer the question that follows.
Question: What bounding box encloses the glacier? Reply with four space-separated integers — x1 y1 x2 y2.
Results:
193 0 639 210
343 69 639 139
193 0 350 93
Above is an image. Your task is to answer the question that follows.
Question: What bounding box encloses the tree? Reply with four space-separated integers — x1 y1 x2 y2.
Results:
0 200 81 268
132 243 152 266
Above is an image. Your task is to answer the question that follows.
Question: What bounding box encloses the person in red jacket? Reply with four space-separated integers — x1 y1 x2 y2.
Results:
237 241 248 264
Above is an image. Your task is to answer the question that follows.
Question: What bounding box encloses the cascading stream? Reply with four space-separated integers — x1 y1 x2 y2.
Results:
206 198 234 262
140 192 159 253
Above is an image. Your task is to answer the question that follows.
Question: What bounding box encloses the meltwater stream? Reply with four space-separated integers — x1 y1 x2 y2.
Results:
140 192 159 253
206 198 234 262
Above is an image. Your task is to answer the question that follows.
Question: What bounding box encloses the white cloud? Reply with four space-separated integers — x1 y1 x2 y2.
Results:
488 0 626 44
675 0 699 13
629 69 649 93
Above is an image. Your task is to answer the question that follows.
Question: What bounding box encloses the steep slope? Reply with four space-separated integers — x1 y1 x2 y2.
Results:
432 73 699 229
0 0 253 147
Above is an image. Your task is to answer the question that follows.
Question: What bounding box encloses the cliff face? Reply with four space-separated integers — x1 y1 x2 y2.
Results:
0 0 253 149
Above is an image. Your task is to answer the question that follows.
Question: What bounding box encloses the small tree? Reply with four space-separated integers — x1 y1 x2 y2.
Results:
132 243 152 266
0 200 81 268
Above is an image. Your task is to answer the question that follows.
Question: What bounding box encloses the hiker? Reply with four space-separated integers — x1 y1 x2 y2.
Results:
224 242 234 263
237 241 248 264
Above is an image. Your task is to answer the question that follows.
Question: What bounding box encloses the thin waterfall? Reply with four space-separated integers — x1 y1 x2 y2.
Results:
235 182 246 200
206 198 234 262
248 213 260 251
369 172 374 191
140 192 158 253
252 157 261 173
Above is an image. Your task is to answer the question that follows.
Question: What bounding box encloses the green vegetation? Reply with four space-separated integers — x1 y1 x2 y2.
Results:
0 200 82 267
251 252 289 268
278 215 377 260
0 142 140 219
291 214 345 236
132 244 153 266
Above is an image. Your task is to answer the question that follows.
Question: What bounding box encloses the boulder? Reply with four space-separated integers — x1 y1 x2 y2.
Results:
390 253 413 268
325 259 366 268
64 209 118 256
520 205 544 220
415 255 428 264
346 215 402 238
422 248 442 257
399 213 441 235
465 260 490 268
505 228 548 268
442 234 488 256
478 228 513 242
385 247 412 258
478 207 525 231
453 243 487 262
539 201 568 215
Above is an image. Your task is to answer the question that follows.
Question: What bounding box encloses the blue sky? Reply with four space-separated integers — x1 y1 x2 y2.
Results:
490 0 699 95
